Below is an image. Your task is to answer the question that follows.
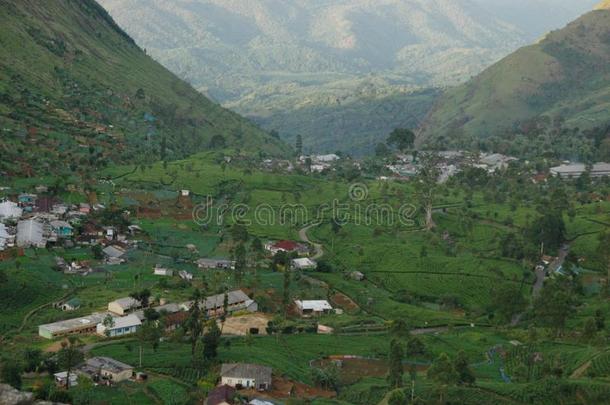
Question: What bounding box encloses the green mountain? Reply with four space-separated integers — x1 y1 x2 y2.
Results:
0 0 287 177
420 5 610 159
97 0 597 154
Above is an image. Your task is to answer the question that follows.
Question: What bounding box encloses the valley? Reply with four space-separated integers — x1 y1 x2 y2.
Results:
0 1 609 405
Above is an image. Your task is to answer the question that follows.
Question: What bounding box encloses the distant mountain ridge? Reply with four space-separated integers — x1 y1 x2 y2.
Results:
419 5 610 160
0 0 286 177
98 0 597 154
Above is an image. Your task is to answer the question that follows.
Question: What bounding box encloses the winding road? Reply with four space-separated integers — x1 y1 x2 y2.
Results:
298 223 324 260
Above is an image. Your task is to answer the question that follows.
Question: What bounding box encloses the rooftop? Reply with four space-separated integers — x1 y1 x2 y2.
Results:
295 300 333 311
39 312 109 333
220 363 272 382
85 356 133 373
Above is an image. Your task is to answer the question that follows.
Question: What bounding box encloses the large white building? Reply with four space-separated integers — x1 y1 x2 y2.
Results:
96 314 141 337
550 163 610 178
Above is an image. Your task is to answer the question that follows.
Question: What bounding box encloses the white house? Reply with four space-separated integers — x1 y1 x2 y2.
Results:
153 266 173 276
16 219 46 248
294 300 333 317
0 200 23 221
96 314 141 337
291 258 317 270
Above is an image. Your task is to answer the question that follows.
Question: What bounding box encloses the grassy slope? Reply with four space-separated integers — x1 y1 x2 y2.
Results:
0 0 287 176
420 8 610 145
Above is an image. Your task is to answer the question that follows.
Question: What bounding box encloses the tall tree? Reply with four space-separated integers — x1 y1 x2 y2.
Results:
136 322 162 367
387 128 415 152
414 153 440 230
57 337 84 389
234 243 247 286
203 320 222 360
295 134 303 157
387 339 404 388
453 351 475 385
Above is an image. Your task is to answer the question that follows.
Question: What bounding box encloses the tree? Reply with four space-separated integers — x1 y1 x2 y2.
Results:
0 362 22 389
234 243 247 287
231 223 249 243
282 266 291 317
387 128 415 152
595 309 605 331
209 134 226 149
136 322 162 367
387 339 404 388
490 284 527 324
102 314 115 337
582 317 598 342
192 338 206 370
375 142 390 157
130 289 151 308
533 279 574 337
186 291 204 356
390 319 410 338
454 351 475 385
527 210 566 252
22 348 43 373
203 320 221 360
388 389 407 405
427 353 459 386
406 337 426 357
295 134 303 157
310 363 339 391
414 153 440 230
57 337 84 389
597 231 610 297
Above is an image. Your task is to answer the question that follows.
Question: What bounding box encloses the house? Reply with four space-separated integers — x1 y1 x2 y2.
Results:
291 257 317 270
249 400 276 405
0 200 23 221
350 271 365 281
153 265 173 276
294 300 333 317
264 240 308 255
179 270 194 281
50 220 73 238
96 314 141 337
220 363 272 391
51 203 69 216
205 384 236 405
18 193 37 206
317 324 334 334
79 357 134 383
61 298 81 311
550 162 610 178
108 297 142 315
54 371 78 388
102 245 126 265
79 203 91 214
16 219 47 248
197 258 236 270
0 224 14 251
180 290 257 318
38 313 110 339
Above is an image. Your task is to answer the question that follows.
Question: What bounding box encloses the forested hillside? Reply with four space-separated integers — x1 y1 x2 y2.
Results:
420 5 610 160
0 0 287 177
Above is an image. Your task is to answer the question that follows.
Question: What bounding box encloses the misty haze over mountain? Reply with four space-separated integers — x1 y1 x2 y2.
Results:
98 0 599 153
